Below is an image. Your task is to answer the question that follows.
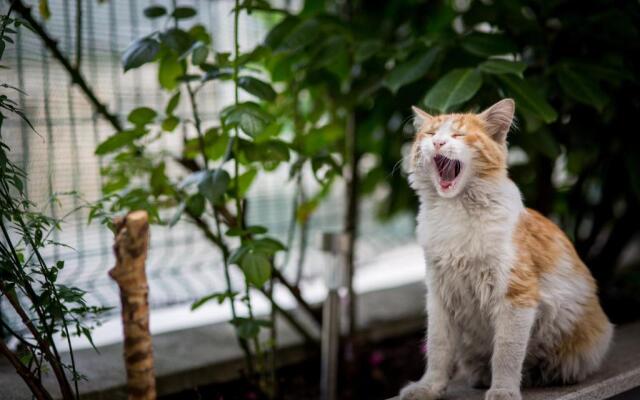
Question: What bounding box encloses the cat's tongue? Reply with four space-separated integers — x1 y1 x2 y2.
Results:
440 179 454 189
434 154 459 184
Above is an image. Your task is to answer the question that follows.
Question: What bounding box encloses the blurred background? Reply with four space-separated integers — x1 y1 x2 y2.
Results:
1 0 640 399
1 0 418 346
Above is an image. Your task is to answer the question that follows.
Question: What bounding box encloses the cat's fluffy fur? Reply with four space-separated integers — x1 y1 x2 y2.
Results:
400 99 613 400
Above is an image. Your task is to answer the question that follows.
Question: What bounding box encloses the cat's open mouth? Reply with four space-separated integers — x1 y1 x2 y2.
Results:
434 154 462 190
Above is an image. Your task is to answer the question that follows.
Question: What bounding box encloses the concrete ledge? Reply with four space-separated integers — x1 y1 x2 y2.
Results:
3 280 639 400
0 281 427 399
387 321 640 400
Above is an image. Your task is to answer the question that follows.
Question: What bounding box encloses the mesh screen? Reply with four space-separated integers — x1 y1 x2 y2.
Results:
1 0 415 328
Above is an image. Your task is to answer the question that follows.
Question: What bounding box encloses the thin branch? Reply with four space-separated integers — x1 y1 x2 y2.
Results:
258 287 316 345
75 0 82 69
10 0 123 132
0 280 74 399
0 339 52 400
174 157 321 323
212 209 255 377
187 212 318 344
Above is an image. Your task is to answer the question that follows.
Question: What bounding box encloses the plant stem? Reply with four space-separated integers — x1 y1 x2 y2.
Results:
188 212 318 344
232 0 243 229
75 0 82 69
9 0 123 132
175 156 321 324
0 217 74 399
212 209 255 377
0 280 73 399
268 263 277 397
0 340 52 400
344 111 359 337
185 82 209 170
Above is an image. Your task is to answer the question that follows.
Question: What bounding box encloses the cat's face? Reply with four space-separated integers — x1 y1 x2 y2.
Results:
410 99 515 198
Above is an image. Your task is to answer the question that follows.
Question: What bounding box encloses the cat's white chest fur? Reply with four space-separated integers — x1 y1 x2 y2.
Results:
415 179 523 331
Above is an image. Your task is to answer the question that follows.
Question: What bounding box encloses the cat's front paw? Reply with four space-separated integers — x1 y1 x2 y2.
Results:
399 382 442 400
485 387 522 400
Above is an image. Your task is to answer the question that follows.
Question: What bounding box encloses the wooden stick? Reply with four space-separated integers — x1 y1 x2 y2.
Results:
110 211 156 400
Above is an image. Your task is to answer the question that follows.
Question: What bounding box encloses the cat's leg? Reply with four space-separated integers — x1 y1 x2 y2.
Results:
485 304 536 400
400 294 455 400
461 355 491 388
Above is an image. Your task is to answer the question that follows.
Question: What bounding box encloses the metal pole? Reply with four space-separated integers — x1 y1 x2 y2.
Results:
320 233 348 400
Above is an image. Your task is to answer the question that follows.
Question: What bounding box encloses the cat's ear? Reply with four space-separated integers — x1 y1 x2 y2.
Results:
412 106 433 131
479 98 515 143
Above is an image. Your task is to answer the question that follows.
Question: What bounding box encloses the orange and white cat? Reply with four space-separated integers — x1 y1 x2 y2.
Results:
400 99 613 400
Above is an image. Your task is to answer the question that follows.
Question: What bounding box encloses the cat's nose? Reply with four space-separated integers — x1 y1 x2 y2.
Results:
434 139 447 150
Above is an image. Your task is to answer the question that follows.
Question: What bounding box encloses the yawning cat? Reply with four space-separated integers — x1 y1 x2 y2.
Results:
400 99 613 400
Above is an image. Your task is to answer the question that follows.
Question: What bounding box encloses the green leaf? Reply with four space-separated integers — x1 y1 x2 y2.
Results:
264 16 300 49
169 202 186 227
277 19 321 52
222 102 273 137
461 32 517 57
122 38 160 72
557 65 608 111
263 140 290 162
241 252 271 288
534 130 560 159
497 75 558 123
186 193 205 217
39 0 51 20
197 169 230 205
423 68 483 112
95 129 145 155
191 42 209 66
233 317 261 339
144 6 166 18
252 237 286 255
158 54 182 90
128 107 157 126
191 291 237 310
160 28 194 56
355 40 383 63
233 168 258 198
385 47 440 93
150 162 171 196
238 76 277 101
172 7 197 19
188 25 212 45
165 92 181 115
479 59 526 78
201 66 233 82
161 116 179 131
229 246 250 264
226 225 267 237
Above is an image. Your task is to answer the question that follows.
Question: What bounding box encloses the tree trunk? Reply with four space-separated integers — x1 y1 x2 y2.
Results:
110 211 156 400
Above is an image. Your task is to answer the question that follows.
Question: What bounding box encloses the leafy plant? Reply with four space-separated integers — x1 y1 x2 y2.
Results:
263 0 640 314
91 1 321 396
30 0 638 397
1 6 106 400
